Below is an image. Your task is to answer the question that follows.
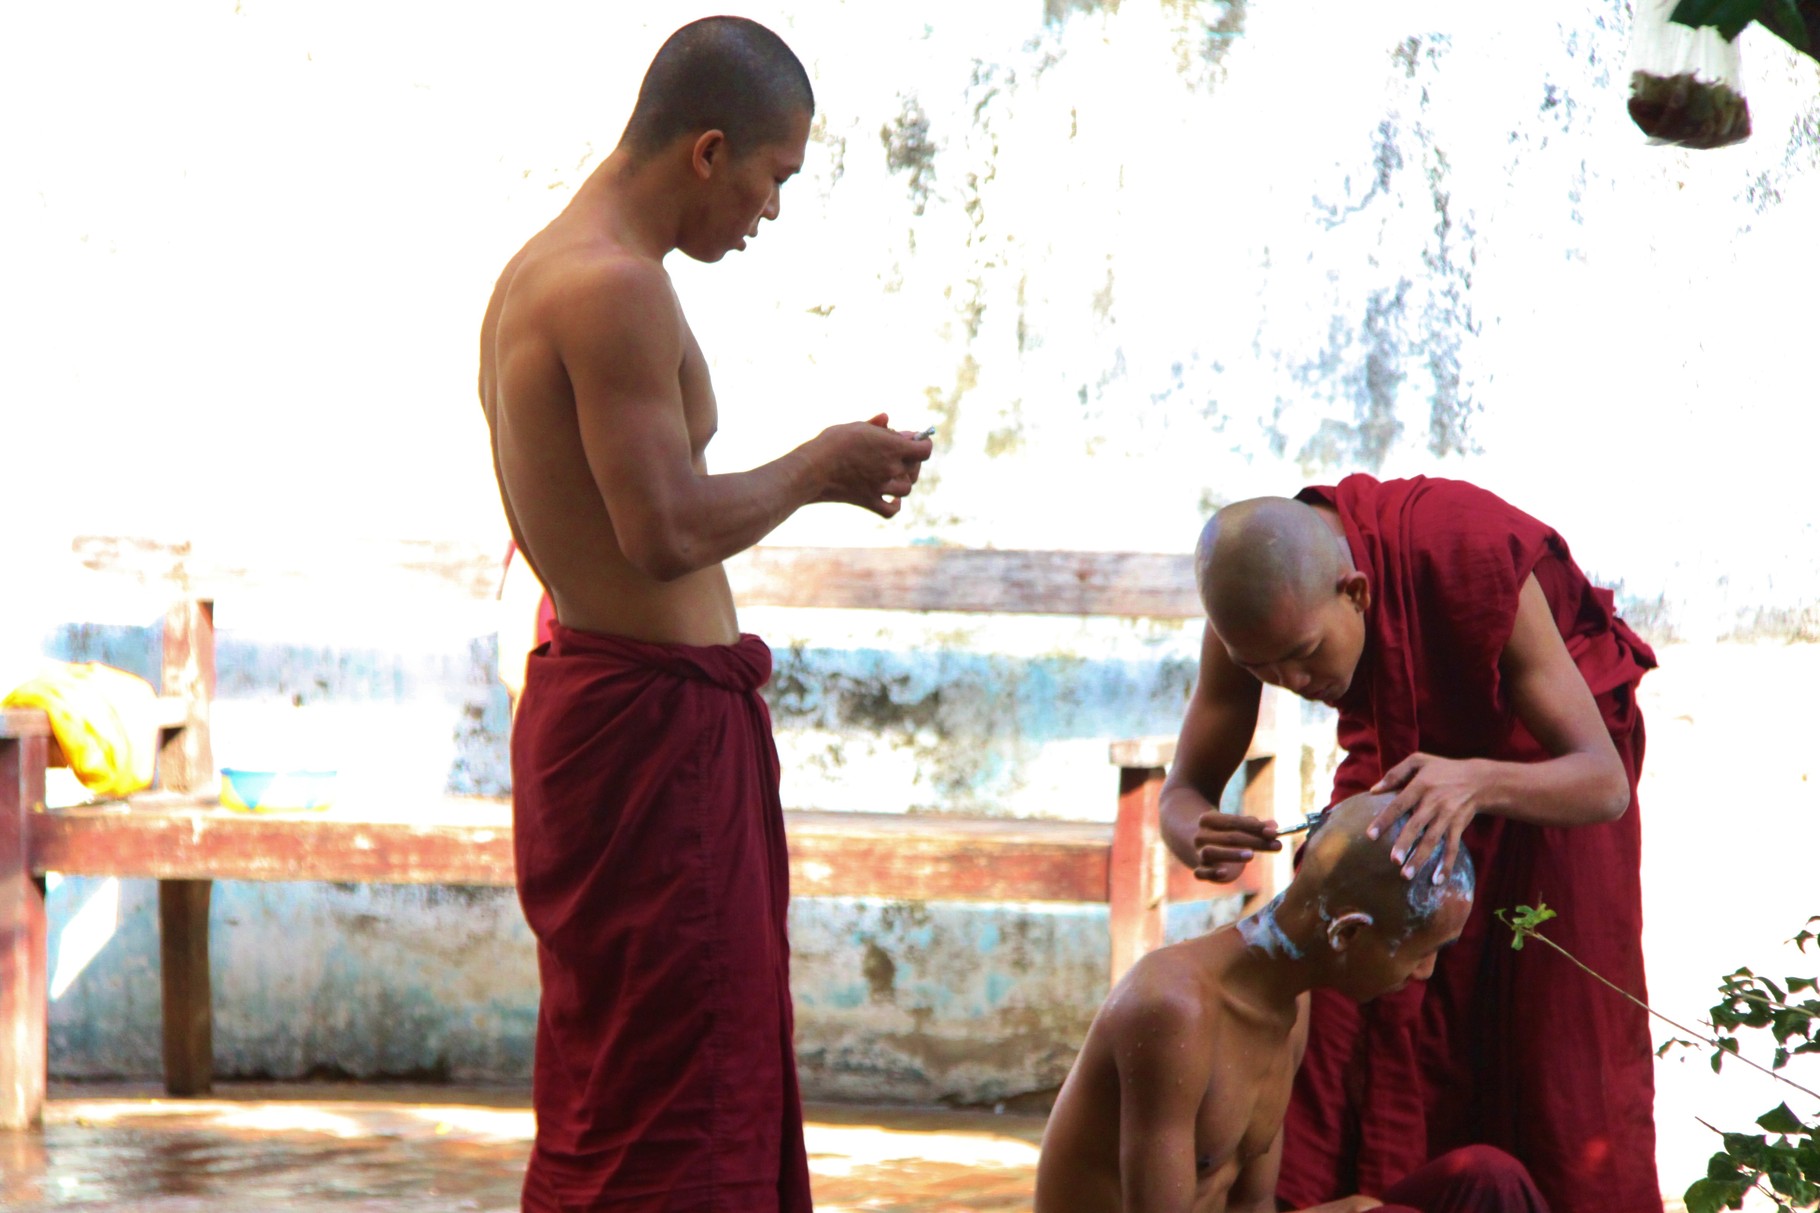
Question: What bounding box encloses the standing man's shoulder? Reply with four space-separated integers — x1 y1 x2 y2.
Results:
538 251 685 359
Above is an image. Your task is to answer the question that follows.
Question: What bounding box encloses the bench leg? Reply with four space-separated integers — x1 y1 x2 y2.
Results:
1109 765 1169 986
159 879 213 1097
1 735 49 1131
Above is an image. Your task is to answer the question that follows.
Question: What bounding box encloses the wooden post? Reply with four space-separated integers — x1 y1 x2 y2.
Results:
157 599 215 794
0 721 50 1131
157 599 215 1096
1108 764 1169 986
158 880 213 1096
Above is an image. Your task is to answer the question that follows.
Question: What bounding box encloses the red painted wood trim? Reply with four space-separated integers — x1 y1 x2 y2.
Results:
1 734 49 1130
27 802 1119 903
1108 767 1169 983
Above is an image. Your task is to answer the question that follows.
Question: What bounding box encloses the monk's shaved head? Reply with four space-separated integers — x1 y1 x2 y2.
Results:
1292 793 1475 941
1196 497 1354 638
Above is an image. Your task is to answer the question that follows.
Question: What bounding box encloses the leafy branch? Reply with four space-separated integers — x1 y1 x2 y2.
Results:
1497 906 1820 1213
1671 0 1819 58
1497 906 1820 1102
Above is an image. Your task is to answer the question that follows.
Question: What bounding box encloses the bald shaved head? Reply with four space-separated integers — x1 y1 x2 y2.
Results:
1293 793 1475 940
1196 497 1355 638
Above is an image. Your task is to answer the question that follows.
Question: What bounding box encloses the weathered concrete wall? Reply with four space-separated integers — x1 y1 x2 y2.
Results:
37 610 1226 1103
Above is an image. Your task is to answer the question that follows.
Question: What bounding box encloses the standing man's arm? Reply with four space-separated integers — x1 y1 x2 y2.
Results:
1160 623 1272 882
1368 573 1631 878
560 261 932 580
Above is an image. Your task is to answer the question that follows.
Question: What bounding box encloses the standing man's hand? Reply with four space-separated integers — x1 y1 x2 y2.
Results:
1190 807 1282 883
809 413 933 517
1366 752 1488 882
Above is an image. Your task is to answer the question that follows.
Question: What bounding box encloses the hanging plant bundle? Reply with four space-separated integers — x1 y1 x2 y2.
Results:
1627 70 1753 147
1627 0 1754 149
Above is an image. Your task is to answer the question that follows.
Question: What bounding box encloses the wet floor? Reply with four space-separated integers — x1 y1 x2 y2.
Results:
0 1084 1044 1212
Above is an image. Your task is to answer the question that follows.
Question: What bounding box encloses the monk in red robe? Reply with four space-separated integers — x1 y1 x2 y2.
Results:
1037 791 1551 1213
478 18 933 1211
1158 475 1658 1213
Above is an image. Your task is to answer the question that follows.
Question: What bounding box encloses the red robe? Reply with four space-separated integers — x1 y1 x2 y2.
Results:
512 624 811 1213
1276 475 1659 1213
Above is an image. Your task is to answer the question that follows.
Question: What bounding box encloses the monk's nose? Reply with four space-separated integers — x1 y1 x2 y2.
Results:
1282 669 1311 692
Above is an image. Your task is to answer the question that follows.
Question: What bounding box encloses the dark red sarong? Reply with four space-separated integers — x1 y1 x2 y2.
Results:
1377 1145 1553 1213
512 624 811 1213
1277 475 1660 1213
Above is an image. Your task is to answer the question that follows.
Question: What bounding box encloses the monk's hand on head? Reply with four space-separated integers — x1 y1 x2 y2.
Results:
813 417 934 517
1191 810 1281 884
1367 752 1486 883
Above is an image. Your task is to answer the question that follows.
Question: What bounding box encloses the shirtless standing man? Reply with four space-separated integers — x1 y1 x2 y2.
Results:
1035 793 1550 1213
479 18 932 1212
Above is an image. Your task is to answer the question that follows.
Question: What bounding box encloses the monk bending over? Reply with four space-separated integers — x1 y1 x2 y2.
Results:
479 17 931 1213
1036 793 1549 1213
1161 479 1658 1213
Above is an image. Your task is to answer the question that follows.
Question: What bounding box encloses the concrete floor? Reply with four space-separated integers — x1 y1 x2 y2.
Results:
0 1084 1045 1213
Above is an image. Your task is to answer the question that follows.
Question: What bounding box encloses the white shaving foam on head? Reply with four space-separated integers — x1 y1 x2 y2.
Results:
1236 894 1304 961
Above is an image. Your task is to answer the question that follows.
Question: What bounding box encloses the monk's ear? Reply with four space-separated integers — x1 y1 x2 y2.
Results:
1339 570 1370 614
691 130 728 179
1326 910 1374 953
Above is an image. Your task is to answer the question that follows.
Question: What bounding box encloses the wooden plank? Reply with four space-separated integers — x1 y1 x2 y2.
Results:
28 799 519 887
158 880 213 1097
728 547 1201 617
788 811 1111 903
71 537 1202 618
70 536 506 604
157 600 214 794
0 710 51 742
1166 853 1265 901
0 734 49 1131
28 801 1118 903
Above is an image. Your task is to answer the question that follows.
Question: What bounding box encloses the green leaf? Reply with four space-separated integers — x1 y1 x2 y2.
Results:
1669 0 1768 40
1757 0 1812 50
1772 1008 1813 1042
1710 1035 1741 1073
1684 1175 1752 1213
1774 1046 1790 1069
1788 977 1816 994
1758 1103 1807 1135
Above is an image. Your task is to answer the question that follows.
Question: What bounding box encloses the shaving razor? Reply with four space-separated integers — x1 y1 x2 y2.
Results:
1272 809 1329 838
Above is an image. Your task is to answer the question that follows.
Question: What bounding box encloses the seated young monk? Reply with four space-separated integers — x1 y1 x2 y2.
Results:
1035 792 1551 1213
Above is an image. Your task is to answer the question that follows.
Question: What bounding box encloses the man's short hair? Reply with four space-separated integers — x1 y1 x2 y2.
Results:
621 17 815 159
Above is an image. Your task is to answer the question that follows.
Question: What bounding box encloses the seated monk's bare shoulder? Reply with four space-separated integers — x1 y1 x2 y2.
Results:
479 213 739 648
1036 930 1304 1213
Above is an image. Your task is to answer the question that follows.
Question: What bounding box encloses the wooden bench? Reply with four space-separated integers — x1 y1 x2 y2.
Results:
1 546 1295 1130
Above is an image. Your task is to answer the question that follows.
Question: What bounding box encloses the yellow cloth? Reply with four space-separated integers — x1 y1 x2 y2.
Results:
3 662 160 798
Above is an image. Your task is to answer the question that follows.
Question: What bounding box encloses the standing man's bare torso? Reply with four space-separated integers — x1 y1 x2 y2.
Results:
480 221 739 648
